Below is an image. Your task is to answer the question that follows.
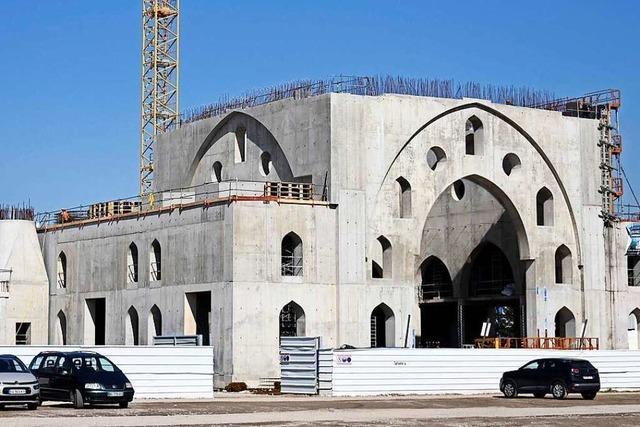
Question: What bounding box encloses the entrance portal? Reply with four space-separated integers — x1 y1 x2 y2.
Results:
418 177 527 348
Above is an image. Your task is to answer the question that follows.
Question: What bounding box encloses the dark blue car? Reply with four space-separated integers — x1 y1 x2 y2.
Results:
500 358 600 400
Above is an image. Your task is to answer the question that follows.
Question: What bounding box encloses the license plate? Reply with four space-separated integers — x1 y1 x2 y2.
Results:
583 376 594 379
8 389 27 395
107 391 124 397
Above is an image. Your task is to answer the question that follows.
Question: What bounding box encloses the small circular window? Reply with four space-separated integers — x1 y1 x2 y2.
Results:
426 147 447 171
502 153 521 176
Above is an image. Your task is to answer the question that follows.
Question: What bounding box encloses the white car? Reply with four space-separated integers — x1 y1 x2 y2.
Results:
0 355 40 410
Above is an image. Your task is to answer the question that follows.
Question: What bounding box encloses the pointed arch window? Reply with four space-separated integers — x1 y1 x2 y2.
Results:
150 239 161 281
465 116 484 155
126 306 140 345
372 236 392 279
555 245 572 284
148 305 162 343
127 242 139 284
396 177 412 218
420 256 453 300
279 301 305 337
57 251 67 289
536 187 554 226
281 232 303 276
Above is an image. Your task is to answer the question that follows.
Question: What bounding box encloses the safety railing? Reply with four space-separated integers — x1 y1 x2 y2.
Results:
474 337 599 350
419 284 453 301
265 182 314 200
35 179 327 228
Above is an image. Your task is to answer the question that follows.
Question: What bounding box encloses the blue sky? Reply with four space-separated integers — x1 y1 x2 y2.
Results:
1 0 639 212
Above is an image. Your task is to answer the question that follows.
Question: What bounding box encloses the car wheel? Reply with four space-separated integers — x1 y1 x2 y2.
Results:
551 382 568 399
119 401 129 409
533 392 546 398
27 403 38 410
581 391 597 400
72 389 85 409
502 380 518 398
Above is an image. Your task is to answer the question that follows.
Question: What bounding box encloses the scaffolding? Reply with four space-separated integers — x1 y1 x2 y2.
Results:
533 89 625 225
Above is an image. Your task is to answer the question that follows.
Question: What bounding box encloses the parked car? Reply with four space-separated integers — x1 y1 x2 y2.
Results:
0 354 40 410
29 351 134 408
500 358 600 400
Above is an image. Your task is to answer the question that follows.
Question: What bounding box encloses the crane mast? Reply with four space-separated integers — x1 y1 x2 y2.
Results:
140 0 179 199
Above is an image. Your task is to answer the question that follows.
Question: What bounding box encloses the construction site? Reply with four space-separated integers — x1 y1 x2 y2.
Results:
1 0 640 389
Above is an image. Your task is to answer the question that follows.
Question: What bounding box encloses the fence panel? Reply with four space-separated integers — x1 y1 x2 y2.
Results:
0 345 214 399
330 348 640 396
280 337 319 394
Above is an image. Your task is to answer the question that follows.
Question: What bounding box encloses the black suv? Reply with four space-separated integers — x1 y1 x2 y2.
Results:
500 358 600 400
29 351 134 408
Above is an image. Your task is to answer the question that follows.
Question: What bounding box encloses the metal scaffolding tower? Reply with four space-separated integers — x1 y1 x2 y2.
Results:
533 89 623 225
140 0 179 199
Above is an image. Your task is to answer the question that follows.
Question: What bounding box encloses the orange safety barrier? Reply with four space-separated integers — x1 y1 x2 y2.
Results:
474 337 599 350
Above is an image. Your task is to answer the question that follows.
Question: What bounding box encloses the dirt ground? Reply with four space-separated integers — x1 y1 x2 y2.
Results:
1 392 640 426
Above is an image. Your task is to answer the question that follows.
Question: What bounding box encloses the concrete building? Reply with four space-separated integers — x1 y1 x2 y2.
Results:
35 80 640 387
0 215 49 346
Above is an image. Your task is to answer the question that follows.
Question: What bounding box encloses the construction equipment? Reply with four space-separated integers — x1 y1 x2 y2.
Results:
140 0 179 199
532 89 624 225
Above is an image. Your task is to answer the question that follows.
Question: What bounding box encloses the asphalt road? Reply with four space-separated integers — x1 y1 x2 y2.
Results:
1 392 640 426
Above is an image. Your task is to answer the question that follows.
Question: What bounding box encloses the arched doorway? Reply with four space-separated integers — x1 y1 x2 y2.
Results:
279 301 305 338
554 307 576 338
462 242 520 345
370 303 395 348
629 309 640 350
419 177 527 348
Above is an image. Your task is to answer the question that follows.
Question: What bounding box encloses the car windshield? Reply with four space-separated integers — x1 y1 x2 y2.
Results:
70 356 119 373
0 357 28 373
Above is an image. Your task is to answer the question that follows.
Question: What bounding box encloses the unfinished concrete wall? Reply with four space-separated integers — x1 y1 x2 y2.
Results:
0 220 48 345
155 94 332 195
328 93 604 348
231 202 337 384
37 90 637 390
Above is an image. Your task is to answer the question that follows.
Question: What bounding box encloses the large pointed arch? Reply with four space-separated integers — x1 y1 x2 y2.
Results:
379 102 582 265
186 111 294 186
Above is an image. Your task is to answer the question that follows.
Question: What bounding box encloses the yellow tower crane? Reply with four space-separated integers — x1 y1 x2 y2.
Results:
140 0 179 200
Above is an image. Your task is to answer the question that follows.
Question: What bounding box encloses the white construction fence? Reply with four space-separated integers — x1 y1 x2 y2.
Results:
0 346 215 399
322 348 640 396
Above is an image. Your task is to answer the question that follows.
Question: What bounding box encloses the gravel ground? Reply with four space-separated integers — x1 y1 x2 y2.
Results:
1 392 639 426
